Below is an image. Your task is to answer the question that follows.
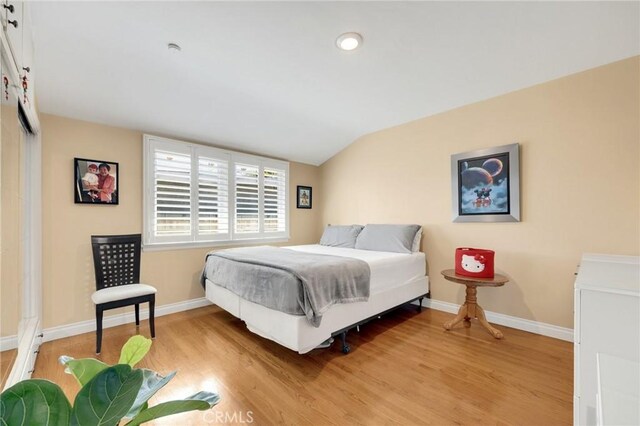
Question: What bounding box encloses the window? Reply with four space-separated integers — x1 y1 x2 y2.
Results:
234 163 260 235
144 135 289 247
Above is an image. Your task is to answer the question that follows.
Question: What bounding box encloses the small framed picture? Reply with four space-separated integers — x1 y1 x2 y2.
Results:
74 158 119 205
296 185 312 209
450 143 520 222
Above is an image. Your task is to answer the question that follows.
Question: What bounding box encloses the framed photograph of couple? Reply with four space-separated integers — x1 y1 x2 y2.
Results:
74 157 119 205
296 185 312 209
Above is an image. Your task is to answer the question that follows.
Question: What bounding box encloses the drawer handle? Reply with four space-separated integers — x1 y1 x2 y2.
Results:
7 19 18 28
3 4 14 13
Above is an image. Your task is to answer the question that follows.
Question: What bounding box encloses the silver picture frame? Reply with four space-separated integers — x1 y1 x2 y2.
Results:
451 143 520 223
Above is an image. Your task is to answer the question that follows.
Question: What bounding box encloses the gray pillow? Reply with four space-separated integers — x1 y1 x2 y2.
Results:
319 225 364 248
355 224 422 254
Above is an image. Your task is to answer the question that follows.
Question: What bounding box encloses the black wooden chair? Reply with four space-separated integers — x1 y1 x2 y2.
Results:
91 234 156 354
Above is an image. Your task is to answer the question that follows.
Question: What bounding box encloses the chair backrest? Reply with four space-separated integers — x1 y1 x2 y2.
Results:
91 234 142 290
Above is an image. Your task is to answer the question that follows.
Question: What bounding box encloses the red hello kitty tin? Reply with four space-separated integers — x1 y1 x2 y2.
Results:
455 248 495 278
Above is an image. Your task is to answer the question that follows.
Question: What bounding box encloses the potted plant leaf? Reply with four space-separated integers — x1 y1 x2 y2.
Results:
0 335 220 425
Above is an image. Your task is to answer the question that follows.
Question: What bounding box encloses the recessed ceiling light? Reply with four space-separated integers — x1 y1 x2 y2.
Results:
336 32 362 51
167 42 182 52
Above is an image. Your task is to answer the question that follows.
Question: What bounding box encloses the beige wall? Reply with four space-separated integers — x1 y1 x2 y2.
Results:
41 114 322 329
320 57 640 328
37 56 640 332
1 104 24 338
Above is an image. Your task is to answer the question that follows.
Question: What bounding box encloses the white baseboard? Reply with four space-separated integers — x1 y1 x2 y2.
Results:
42 297 212 343
419 298 574 342
3 317 41 391
9 296 571 348
0 335 19 351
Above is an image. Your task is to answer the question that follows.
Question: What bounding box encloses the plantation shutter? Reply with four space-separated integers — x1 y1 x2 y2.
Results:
151 146 192 241
263 167 287 233
234 163 260 235
145 135 289 246
197 152 230 239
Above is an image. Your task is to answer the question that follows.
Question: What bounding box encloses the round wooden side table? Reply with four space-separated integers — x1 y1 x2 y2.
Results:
440 269 509 339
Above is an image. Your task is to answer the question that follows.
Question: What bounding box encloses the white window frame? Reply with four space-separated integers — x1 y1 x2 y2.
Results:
143 135 290 250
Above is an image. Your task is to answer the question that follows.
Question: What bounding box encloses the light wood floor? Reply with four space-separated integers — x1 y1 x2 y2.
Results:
33 305 573 425
1 349 17 389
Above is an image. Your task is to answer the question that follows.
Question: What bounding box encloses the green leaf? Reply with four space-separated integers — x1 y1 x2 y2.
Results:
59 355 109 387
71 364 143 426
118 336 152 367
1 379 72 425
125 369 177 419
125 391 220 426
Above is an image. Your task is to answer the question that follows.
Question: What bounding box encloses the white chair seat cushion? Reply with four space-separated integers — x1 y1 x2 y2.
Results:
91 284 157 305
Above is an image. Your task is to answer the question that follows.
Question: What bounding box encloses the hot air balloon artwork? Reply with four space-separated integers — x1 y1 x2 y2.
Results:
450 143 521 223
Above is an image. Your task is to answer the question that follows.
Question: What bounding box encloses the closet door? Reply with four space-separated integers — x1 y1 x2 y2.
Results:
2 0 22 71
1 1 41 389
0 45 23 389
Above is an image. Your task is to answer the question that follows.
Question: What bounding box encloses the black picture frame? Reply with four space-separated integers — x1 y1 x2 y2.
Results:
296 185 312 209
74 157 120 205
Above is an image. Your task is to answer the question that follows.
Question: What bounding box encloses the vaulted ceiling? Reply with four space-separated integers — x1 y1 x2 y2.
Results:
31 1 639 165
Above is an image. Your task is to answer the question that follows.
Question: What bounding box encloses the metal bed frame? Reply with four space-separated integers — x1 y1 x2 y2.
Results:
331 291 431 354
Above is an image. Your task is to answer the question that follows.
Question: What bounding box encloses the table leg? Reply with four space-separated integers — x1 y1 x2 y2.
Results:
476 305 503 339
462 284 475 328
465 285 477 317
443 303 468 330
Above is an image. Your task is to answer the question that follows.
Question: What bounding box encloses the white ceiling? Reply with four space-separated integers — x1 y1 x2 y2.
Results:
31 1 639 165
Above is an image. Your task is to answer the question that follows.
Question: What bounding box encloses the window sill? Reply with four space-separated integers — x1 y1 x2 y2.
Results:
142 237 291 252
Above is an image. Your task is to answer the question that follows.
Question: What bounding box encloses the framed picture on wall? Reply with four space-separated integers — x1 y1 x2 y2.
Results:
74 158 119 205
296 185 312 209
450 143 520 222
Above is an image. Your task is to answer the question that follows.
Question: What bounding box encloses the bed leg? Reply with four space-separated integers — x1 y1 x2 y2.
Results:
417 297 424 313
340 331 351 354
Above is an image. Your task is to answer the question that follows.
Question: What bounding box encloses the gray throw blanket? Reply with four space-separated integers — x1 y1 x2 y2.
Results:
201 246 371 327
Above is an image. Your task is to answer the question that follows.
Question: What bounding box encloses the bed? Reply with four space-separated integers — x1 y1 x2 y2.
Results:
202 242 429 354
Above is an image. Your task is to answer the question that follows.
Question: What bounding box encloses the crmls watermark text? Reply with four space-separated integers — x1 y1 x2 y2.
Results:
203 410 254 424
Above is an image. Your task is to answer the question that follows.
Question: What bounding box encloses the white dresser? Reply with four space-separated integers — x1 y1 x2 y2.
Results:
574 254 640 426
596 353 639 426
